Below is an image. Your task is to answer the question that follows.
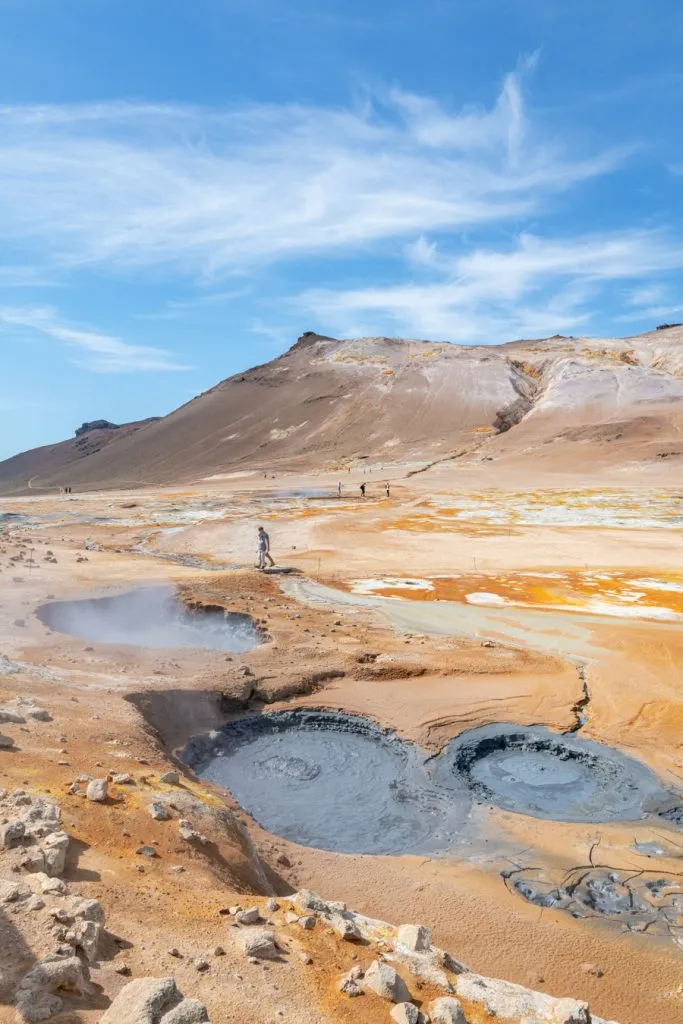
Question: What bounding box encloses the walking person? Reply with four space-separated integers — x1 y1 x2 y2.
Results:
385 482 391 498
337 482 342 497
360 482 366 498
256 525 275 570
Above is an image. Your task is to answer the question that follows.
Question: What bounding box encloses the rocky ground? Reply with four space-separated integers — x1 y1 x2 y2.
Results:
0 473 682 1023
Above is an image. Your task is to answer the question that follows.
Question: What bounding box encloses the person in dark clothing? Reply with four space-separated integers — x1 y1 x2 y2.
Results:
360 482 366 497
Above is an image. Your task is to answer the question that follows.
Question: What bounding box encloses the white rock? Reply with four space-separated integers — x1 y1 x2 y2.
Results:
391 1003 421 1024
397 924 431 952
329 913 362 942
98 976 202 1023
456 974 590 1024
15 955 91 1023
363 961 411 1003
161 998 210 1023
236 906 261 925
86 779 108 802
429 996 467 1024
239 929 280 960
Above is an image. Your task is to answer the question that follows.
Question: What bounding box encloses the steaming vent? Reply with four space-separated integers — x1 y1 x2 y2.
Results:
37 586 262 652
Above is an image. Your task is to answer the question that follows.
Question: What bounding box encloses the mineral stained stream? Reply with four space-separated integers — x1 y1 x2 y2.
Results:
184 711 679 857
37 585 262 652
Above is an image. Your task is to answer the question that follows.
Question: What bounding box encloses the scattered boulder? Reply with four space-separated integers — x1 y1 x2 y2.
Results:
330 914 361 942
112 773 134 785
1 819 25 848
363 961 411 1003
159 771 180 785
148 802 171 821
86 779 108 802
429 996 467 1024
397 923 431 952
15 954 91 1023
239 929 281 961
0 708 26 724
99 976 211 1024
0 734 16 748
391 1003 421 1024
161 999 210 1023
26 708 52 722
236 906 261 925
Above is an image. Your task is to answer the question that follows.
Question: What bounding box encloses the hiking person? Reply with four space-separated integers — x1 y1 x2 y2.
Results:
360 482 366 498
257 526 275 569
337 482 342 497
385 482 390 497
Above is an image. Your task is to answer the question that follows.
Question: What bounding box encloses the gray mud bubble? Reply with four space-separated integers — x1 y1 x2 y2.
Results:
36 586 262 652
182 710 472 856
434 723 675 823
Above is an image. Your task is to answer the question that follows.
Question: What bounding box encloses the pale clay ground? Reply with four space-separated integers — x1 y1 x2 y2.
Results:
1 463 682 1024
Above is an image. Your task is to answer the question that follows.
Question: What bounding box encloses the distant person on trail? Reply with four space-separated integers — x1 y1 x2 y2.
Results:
257 526 275 570
385 482 391 497
337 482 342 497
360 482 366 498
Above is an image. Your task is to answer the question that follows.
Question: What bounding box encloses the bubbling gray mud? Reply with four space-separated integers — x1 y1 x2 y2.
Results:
37 586 262 652
183 714 680 857
184 711 472 855
435 723 673 822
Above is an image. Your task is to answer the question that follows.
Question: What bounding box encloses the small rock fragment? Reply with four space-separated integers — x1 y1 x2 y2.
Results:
339 975 363 998
159 771 180 785
136 846 158 858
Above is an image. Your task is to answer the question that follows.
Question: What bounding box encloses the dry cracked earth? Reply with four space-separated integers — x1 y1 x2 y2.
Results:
1 468 682 1024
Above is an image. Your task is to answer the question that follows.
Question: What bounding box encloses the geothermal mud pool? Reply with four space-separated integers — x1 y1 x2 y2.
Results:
437 724 675 822
37 585 263 652
183 712 680 858
184 710 471 855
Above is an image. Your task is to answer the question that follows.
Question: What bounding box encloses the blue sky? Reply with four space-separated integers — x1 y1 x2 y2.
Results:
1 0 682 459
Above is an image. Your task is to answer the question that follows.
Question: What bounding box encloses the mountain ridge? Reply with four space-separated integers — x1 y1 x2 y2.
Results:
2 327 683 494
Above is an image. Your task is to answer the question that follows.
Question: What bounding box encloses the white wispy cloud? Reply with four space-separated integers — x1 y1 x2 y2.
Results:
0 306 190 373
300 230 683 341
0 65 624 278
